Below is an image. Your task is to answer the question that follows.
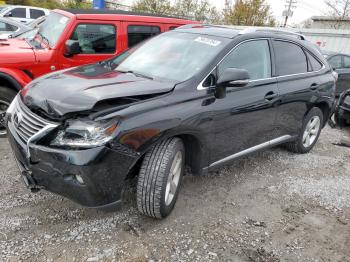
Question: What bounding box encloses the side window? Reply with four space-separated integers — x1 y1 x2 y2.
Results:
343 56 350 68
218 40 271 80
306 52 323 71
328 56 342 69
30 9 45 19
127 25 161 48
274 41 308 76
9 8 26 18
70 24 116 54
0 22 7 31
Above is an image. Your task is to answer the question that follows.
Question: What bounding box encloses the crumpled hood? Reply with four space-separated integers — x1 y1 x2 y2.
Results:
0 38 35 63
21 63 177 117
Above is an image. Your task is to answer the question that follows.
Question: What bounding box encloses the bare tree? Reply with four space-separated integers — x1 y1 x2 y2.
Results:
325 0 350 28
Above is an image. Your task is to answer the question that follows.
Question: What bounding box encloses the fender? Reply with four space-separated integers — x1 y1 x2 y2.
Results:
0 68 32 90
117 125 210 176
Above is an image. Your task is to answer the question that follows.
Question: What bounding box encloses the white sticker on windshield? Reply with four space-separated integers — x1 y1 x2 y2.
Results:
194 37 221 47
59 16 69 24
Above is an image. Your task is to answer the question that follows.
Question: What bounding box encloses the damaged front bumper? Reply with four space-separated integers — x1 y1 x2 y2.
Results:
7 120 139 209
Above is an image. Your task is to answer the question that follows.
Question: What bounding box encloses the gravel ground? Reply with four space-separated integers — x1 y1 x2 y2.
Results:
0 126 350 262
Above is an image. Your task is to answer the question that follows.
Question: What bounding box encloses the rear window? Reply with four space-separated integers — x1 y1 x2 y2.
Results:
274 40 308 76
127 25 161 48
30 9 45 19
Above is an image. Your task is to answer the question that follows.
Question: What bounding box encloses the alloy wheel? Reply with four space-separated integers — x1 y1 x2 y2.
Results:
302 116 321 148
165 151 183 206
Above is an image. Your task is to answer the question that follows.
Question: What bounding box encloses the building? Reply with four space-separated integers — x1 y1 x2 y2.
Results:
307 16 350 29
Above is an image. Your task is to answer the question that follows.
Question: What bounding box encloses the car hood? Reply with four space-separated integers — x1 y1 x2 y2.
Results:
21 64 177 118
0 38 35 62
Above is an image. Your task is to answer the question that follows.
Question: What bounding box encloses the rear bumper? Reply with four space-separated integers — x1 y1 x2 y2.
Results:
7 123 138 208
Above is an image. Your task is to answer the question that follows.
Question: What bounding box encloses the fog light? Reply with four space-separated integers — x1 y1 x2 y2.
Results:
75 175 85 185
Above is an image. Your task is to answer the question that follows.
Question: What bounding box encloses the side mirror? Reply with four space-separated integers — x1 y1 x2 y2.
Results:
64 40 81 57
4 12 12 17
215 68 250 99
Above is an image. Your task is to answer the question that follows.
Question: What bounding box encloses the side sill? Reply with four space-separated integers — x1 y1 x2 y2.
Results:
203 135 294 171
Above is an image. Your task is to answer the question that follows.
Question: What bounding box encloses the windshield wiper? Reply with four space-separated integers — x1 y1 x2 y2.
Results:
117 70 154 80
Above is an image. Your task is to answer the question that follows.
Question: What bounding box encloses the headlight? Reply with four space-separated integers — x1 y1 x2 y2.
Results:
51 119 117 148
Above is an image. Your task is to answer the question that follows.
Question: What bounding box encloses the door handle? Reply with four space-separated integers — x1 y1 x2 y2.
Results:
264 91 278 101
310 83 319 91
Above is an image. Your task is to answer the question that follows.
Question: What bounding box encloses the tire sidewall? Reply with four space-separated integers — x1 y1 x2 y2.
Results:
298 108 323 153
159 140 185 218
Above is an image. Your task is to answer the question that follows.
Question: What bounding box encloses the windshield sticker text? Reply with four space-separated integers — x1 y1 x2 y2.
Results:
194 37 221 47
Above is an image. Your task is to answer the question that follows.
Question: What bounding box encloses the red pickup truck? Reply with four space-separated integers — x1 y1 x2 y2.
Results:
0 9 196 135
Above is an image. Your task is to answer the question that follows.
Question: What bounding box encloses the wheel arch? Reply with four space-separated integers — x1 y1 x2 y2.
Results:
0 72 22 92
124 131 208 180
313 102 331 127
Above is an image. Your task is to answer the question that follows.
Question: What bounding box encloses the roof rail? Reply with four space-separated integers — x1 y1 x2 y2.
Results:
176 24 307 40
239 27 306 40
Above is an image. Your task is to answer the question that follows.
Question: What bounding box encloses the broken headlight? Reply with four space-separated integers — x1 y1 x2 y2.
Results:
51 119 117 148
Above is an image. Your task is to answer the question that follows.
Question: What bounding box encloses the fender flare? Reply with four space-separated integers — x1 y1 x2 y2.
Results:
0 68 32 91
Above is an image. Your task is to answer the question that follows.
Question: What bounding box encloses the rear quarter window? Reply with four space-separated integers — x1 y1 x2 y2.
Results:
274 40 308 76
306 52 323 71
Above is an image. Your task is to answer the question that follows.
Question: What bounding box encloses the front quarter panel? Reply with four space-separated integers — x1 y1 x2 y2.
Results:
102 83 215 172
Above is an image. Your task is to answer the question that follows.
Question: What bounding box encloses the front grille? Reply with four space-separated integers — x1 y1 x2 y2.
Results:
11 97 55 144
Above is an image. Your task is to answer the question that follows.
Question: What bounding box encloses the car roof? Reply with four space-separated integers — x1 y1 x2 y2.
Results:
62 9 195 22
5 5 48 10
175 24 307 40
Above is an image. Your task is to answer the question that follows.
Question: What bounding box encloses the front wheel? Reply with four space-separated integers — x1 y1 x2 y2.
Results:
0 86 17 137
137 137 185 219
285 107 323 154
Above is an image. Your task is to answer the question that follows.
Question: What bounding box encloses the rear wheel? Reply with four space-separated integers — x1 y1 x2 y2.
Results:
0 86 17 137
286 107 323 154
137 137 185 219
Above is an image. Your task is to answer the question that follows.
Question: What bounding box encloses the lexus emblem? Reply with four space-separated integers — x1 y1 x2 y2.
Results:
13 112 23 128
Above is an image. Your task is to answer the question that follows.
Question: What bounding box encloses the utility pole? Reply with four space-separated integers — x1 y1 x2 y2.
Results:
283 0 297 27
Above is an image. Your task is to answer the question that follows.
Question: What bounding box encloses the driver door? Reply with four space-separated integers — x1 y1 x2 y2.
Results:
210 39 279 165
58 21 120 70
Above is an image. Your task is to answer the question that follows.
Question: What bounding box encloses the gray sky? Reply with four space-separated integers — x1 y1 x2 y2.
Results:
122 0 329 26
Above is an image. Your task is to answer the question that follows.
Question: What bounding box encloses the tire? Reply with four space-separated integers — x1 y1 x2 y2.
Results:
0 86 17 137
137 137 185 219
285 107 323 154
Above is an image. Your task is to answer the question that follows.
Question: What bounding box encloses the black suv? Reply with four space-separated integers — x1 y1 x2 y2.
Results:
6 25 336 219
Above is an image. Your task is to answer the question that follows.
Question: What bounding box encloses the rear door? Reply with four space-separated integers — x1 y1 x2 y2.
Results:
210 39 279 164
58 21 120 69
273 40 324 137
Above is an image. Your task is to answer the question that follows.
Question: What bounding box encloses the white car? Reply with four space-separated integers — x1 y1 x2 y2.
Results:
0 5 49 24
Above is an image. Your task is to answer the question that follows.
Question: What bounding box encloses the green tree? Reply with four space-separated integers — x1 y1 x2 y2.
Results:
174 0 221 22
5 0 90 9
131 0 173 15
223 0 276 26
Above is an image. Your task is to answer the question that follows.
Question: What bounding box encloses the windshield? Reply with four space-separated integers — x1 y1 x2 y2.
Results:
115 32 229 82
35 12 69 47
0 7 8 14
